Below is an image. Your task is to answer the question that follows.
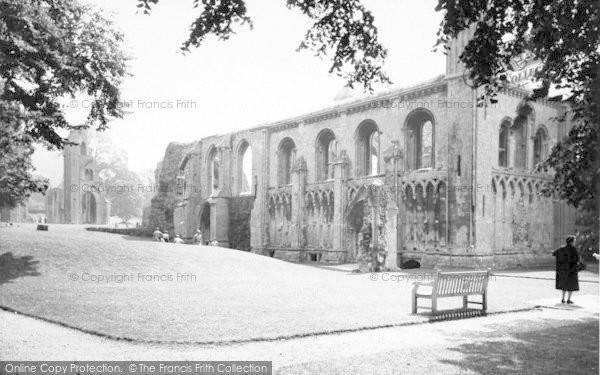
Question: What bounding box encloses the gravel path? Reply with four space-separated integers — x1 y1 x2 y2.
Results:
2 296 598 374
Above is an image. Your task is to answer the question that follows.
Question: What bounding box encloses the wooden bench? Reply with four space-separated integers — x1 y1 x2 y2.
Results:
412 269 491 315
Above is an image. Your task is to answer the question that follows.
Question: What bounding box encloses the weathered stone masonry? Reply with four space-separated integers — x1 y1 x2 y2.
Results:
169 31 577 269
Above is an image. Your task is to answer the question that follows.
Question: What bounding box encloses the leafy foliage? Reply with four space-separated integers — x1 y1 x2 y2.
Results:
228 196 254 251
0 0 129 149
576 207 599 260
137 0 389 90
0 101 48 209
147 142 194 234
92 134 146 223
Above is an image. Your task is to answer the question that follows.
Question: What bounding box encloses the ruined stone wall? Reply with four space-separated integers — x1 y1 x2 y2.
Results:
56 129 109 225
147 142 193 236
474 88 570 268
164 72 575 268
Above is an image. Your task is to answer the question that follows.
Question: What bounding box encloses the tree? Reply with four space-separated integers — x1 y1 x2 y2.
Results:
434 0 599 253
137 0 389 90
93 134 145 224
1 0 129 149
0 0 128 208
0 101 48 209
103 168 145 224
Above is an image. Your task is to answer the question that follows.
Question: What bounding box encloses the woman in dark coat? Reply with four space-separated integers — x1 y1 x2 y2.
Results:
552 236 580 304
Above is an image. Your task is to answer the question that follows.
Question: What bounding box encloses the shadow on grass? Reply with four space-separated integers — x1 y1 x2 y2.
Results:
0 252 40 285
440 318 599 375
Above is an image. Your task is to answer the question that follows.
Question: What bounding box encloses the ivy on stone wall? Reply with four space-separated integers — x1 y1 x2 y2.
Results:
228 196 254 251
147 142 193 236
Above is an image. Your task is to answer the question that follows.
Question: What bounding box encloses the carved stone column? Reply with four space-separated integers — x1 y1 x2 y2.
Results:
384 142 404 268
208 196 229 247
251 129 269 253
291 156 307 250
217 143 231 197
332 151 349 257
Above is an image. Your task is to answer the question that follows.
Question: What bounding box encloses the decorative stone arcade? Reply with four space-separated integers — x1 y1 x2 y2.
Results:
265 149 399 269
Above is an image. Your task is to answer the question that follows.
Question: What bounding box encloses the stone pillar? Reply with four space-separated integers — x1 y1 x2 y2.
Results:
384 198 399 270
384 142 404 267
332 151 349 254
104 199 111 225
291 157 307 250
209 197 229 247
251 129 270 252
217 144 231 196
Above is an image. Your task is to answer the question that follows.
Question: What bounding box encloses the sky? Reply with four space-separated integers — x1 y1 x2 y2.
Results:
32 0 446 187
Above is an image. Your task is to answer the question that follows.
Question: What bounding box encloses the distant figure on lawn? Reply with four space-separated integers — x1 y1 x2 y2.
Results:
174 234 184 244
552 235 580 304
193 229 203 245
153 227 162 242
162 231 170 243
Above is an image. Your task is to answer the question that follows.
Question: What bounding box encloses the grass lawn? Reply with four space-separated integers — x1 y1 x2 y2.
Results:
0 224 598 343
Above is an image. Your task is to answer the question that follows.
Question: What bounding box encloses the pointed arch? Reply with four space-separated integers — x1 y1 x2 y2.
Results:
278 137 296 186
315 129 337 181
405 108 436 170
498 117 511 167
533 125 549 166
206 145 219 194
355 120 380 176
236 139 252 195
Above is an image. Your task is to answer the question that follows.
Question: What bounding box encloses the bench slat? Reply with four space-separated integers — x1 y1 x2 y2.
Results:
435 273 487 296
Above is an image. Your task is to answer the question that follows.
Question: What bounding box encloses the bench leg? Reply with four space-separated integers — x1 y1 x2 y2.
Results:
482 292 487 312
431 298 437 315
463 295 468 310
412 293 417 314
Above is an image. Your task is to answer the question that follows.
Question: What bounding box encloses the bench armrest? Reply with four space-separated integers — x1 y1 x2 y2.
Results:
412 281 433 287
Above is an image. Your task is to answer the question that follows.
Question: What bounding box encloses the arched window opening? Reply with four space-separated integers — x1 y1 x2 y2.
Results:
207 147 220 194
84 169 94 180
498 119 510 167
328 140 338 179
278 138 296 186
510 116 527 169
533 127 548 166
406 110 435 170
238 141 252 195
316 130 337 181
356 120 380 176
370 131 379 175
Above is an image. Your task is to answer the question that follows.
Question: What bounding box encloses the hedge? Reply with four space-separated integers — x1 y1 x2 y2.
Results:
85 227 154 237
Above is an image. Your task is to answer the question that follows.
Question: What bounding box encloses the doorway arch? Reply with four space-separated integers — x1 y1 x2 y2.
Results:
199 202 211 244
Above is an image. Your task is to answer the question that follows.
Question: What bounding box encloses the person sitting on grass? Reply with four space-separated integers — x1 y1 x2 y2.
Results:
174 234 184 244
552 235 580 304
153 227 162 242
162 231 170 243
